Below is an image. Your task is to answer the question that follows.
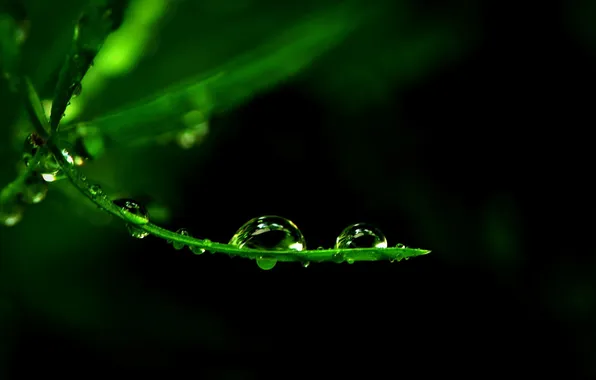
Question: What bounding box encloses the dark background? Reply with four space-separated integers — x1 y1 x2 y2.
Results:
1 0 595 377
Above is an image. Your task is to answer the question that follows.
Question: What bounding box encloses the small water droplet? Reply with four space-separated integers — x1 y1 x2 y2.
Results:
126 224 149 239
89 184 103 197
335 223 388 249
332 252 344 263
22 133 45 167
172 228 189 250
346 257 355 264
190 245 206 255
0 203 24 227
302 261 310 268
19 173 48 204
317 246 324 250
40 169 66 183
396 243 406 249
113 198 149 225
256 256 277 270
229 215 306 270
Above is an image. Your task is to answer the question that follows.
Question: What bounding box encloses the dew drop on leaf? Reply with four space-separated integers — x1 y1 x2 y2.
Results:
89 184 103 197
396 243 406 248
256 256 277 270
229 215 307 270
171 228 189 250
335 223 388 249
20 173 48 204
126 224 149 239
112 198 149 225
190 246 205 255
0 202 24 227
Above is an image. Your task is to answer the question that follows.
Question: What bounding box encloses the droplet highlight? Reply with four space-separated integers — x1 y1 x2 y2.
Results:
126 224 149 239
112 198 149 225
229 215 306 270
19 173 48 204
335 223 388 249
0 203 24 227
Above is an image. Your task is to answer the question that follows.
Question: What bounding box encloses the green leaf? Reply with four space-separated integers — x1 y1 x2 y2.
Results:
66 3 364 145
50 0 125 131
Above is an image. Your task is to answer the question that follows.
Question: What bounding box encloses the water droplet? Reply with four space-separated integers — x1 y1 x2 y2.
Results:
22 133 44 167
335 223 388 249
0 203 24 227
332 252 344 263
346 258 355 264
396 243 406 249
229 215 306 270
126 224 149 239
190 245 205 255
19 173 48 204
255 257 276 270
172 228 189 250
40 169 66 183
112 198 149 225
302 261 310 268
89 184 103 197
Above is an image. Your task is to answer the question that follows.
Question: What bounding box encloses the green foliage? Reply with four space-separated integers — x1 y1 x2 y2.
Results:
0 0 431 269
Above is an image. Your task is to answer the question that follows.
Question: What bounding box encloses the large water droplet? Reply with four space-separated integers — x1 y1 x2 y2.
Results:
229 215 306 270
112 198 149 225
19 173 48 204
335 223 388 249
126 224 149 239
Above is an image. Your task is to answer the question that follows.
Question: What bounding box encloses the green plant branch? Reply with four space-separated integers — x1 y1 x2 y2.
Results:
23 74 430 263
46 134 431 263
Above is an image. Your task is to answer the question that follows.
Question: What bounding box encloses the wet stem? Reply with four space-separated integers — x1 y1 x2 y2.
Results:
12 75 431 265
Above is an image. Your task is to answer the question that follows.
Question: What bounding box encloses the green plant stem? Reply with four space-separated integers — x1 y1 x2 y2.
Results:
24 75 430 263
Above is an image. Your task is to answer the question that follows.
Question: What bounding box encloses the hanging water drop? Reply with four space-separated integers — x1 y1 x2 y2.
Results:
346 258 355 264
126 224 149 239
302 261 310 268
190 245 205 255
112 198 149 225
19 173 48 204
74 126 105 161
335 223 388 249
256 256 277 270
22 133 44 167
0 203 24 227
171 228 189 250
228 215 307 270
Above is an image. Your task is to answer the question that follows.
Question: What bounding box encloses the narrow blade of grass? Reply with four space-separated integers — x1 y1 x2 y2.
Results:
49 0 125 131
